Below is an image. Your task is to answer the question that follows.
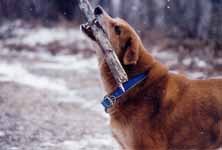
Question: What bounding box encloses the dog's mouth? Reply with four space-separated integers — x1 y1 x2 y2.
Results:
81 6 107 42
81 23 96 41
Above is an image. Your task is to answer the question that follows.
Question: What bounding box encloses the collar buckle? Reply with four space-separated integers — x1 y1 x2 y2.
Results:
102 95 117 112
105 95 117 105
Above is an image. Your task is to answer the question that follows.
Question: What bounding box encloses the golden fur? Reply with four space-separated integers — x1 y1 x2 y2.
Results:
82 7 222 150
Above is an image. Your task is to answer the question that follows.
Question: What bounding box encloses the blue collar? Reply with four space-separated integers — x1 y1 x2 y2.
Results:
101 71 148 112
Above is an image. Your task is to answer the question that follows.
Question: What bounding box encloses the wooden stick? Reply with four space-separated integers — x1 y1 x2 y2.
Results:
79 0 128 90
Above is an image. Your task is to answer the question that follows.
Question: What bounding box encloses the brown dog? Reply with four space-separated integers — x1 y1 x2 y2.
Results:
82 6 222 150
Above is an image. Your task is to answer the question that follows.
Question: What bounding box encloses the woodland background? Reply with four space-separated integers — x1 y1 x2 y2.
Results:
0 0 222 41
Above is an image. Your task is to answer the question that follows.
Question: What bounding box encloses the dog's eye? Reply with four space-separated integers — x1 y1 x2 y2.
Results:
114 25 121 35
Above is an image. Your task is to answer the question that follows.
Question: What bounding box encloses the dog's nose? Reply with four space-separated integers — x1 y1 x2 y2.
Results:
94 6 103 16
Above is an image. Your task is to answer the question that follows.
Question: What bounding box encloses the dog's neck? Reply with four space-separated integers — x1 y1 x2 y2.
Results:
98 47 168 94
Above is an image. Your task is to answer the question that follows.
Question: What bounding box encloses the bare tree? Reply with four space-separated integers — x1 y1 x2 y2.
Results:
208 0 222 43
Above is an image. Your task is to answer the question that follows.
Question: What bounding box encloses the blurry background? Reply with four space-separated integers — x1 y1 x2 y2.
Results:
0 0 221 150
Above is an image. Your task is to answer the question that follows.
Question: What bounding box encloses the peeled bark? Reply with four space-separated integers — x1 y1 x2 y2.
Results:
79 0 128 89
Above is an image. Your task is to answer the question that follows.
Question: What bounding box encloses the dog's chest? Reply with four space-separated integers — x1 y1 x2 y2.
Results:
111 120 134 149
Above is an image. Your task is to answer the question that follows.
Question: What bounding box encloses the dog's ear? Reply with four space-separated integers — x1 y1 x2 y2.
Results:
123 37 139 65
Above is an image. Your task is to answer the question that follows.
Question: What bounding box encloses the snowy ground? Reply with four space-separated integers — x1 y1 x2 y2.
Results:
0 21 221 150
0 50 120 150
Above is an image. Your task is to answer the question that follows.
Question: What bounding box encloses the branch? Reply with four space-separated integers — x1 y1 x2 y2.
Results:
79 0 128 89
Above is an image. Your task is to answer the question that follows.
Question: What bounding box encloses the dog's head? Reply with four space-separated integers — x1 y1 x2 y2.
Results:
81 6 142 65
